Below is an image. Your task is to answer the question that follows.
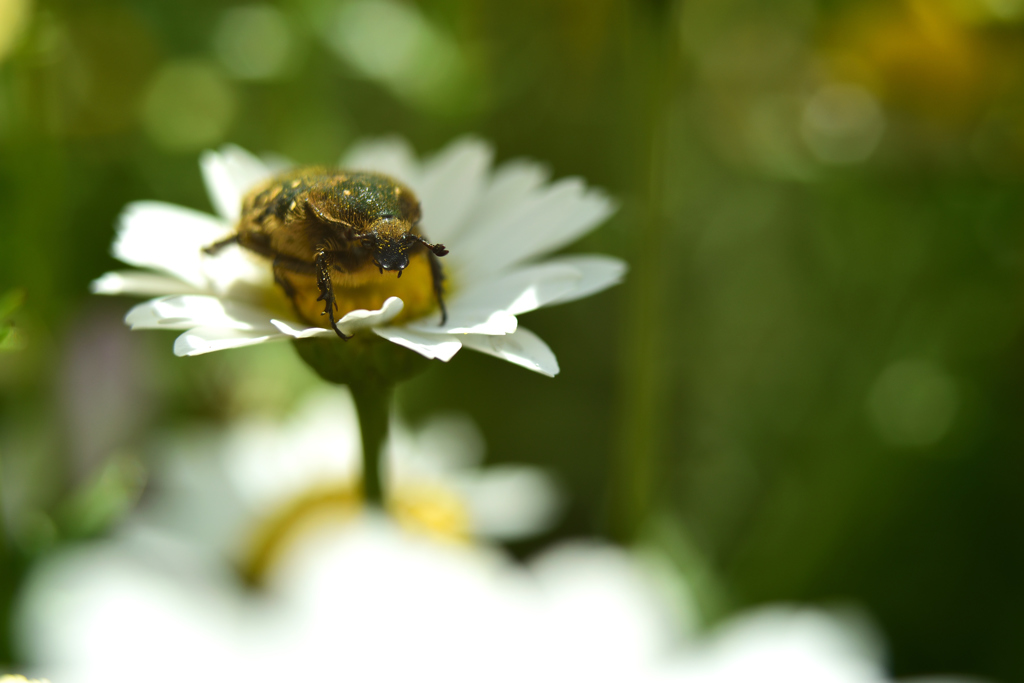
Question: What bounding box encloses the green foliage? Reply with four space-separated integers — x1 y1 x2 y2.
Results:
1 0 1023 679
0 289 25 352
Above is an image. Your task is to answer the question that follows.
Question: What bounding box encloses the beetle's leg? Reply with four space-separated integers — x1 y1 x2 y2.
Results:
273 263 297 299
428 249 448 326
271 254 316 275
315 246 349 340
413 234 448 257
203 234 240 255
271 256 304 320
271 254 339 333
417 233 448 325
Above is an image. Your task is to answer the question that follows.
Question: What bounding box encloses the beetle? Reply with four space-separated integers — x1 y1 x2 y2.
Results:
203 169 448 339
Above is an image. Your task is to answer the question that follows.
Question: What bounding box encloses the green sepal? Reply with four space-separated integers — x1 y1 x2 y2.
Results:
291 333 431 388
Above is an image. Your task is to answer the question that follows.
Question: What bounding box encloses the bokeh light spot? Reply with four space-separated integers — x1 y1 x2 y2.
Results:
0 0 31 63
948 0 1024 22
866 359 959 449
323 0 479 115
801 83 885 165
141 59 236 152
212 4 292 81
986 0 1024 20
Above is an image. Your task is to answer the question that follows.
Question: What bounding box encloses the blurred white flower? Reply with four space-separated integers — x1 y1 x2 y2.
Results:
16 517 980 683
130 387 559 583
92 138 624 376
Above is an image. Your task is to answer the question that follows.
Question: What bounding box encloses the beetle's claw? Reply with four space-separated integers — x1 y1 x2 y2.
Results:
329 318 350 340
321 297 350 340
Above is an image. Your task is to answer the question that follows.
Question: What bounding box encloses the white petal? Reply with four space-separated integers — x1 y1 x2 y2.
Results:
414 137 494 245
532 544 691 665
17 537 258 674
173 326 285 356
453 158 550 247
667 608 885 682
452 178 617 283
388 413 486 471
542 254 627 306
341 137 420 184
200 145 275 222
461 466 561 540
460 326 559 376
405 304 519 337
373 327 462 361
458 158 548 235
403 263 582 336
114 202 232 288
270 297 404 339
136 450 251 558
125 295 278 331
337 296 404 333
456 263 581 316
410 309 519 336
90 271 203 297
268 319 338 339
221 389 363 512
201 245 275 296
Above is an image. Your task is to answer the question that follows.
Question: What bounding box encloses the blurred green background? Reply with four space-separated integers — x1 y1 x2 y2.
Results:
2 0 1024 679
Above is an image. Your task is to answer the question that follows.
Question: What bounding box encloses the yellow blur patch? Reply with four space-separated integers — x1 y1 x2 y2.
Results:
821 0 1001 127
241 482 363 586
242 478 470 586
390 483 471 542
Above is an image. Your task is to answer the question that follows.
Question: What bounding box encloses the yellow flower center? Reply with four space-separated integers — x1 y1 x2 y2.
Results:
241 478 470 586
287 251 440 330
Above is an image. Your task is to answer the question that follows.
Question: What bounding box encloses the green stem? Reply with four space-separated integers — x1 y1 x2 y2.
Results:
292 336 430 510
350 381 393 508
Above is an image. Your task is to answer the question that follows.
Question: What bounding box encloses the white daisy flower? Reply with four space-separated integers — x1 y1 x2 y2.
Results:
130 386 559 584
17 517 981 683
92 138 625 376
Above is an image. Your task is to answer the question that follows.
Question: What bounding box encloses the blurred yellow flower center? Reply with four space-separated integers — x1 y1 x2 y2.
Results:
242 479 470 586
389 482 471 541
241 482 362 586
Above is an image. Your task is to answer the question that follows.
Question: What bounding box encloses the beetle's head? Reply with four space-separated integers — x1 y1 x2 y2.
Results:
367 217 448 277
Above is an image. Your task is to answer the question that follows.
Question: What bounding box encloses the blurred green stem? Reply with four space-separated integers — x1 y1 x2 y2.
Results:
350 381 392 508
0 455 6 560
612 0 683 541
